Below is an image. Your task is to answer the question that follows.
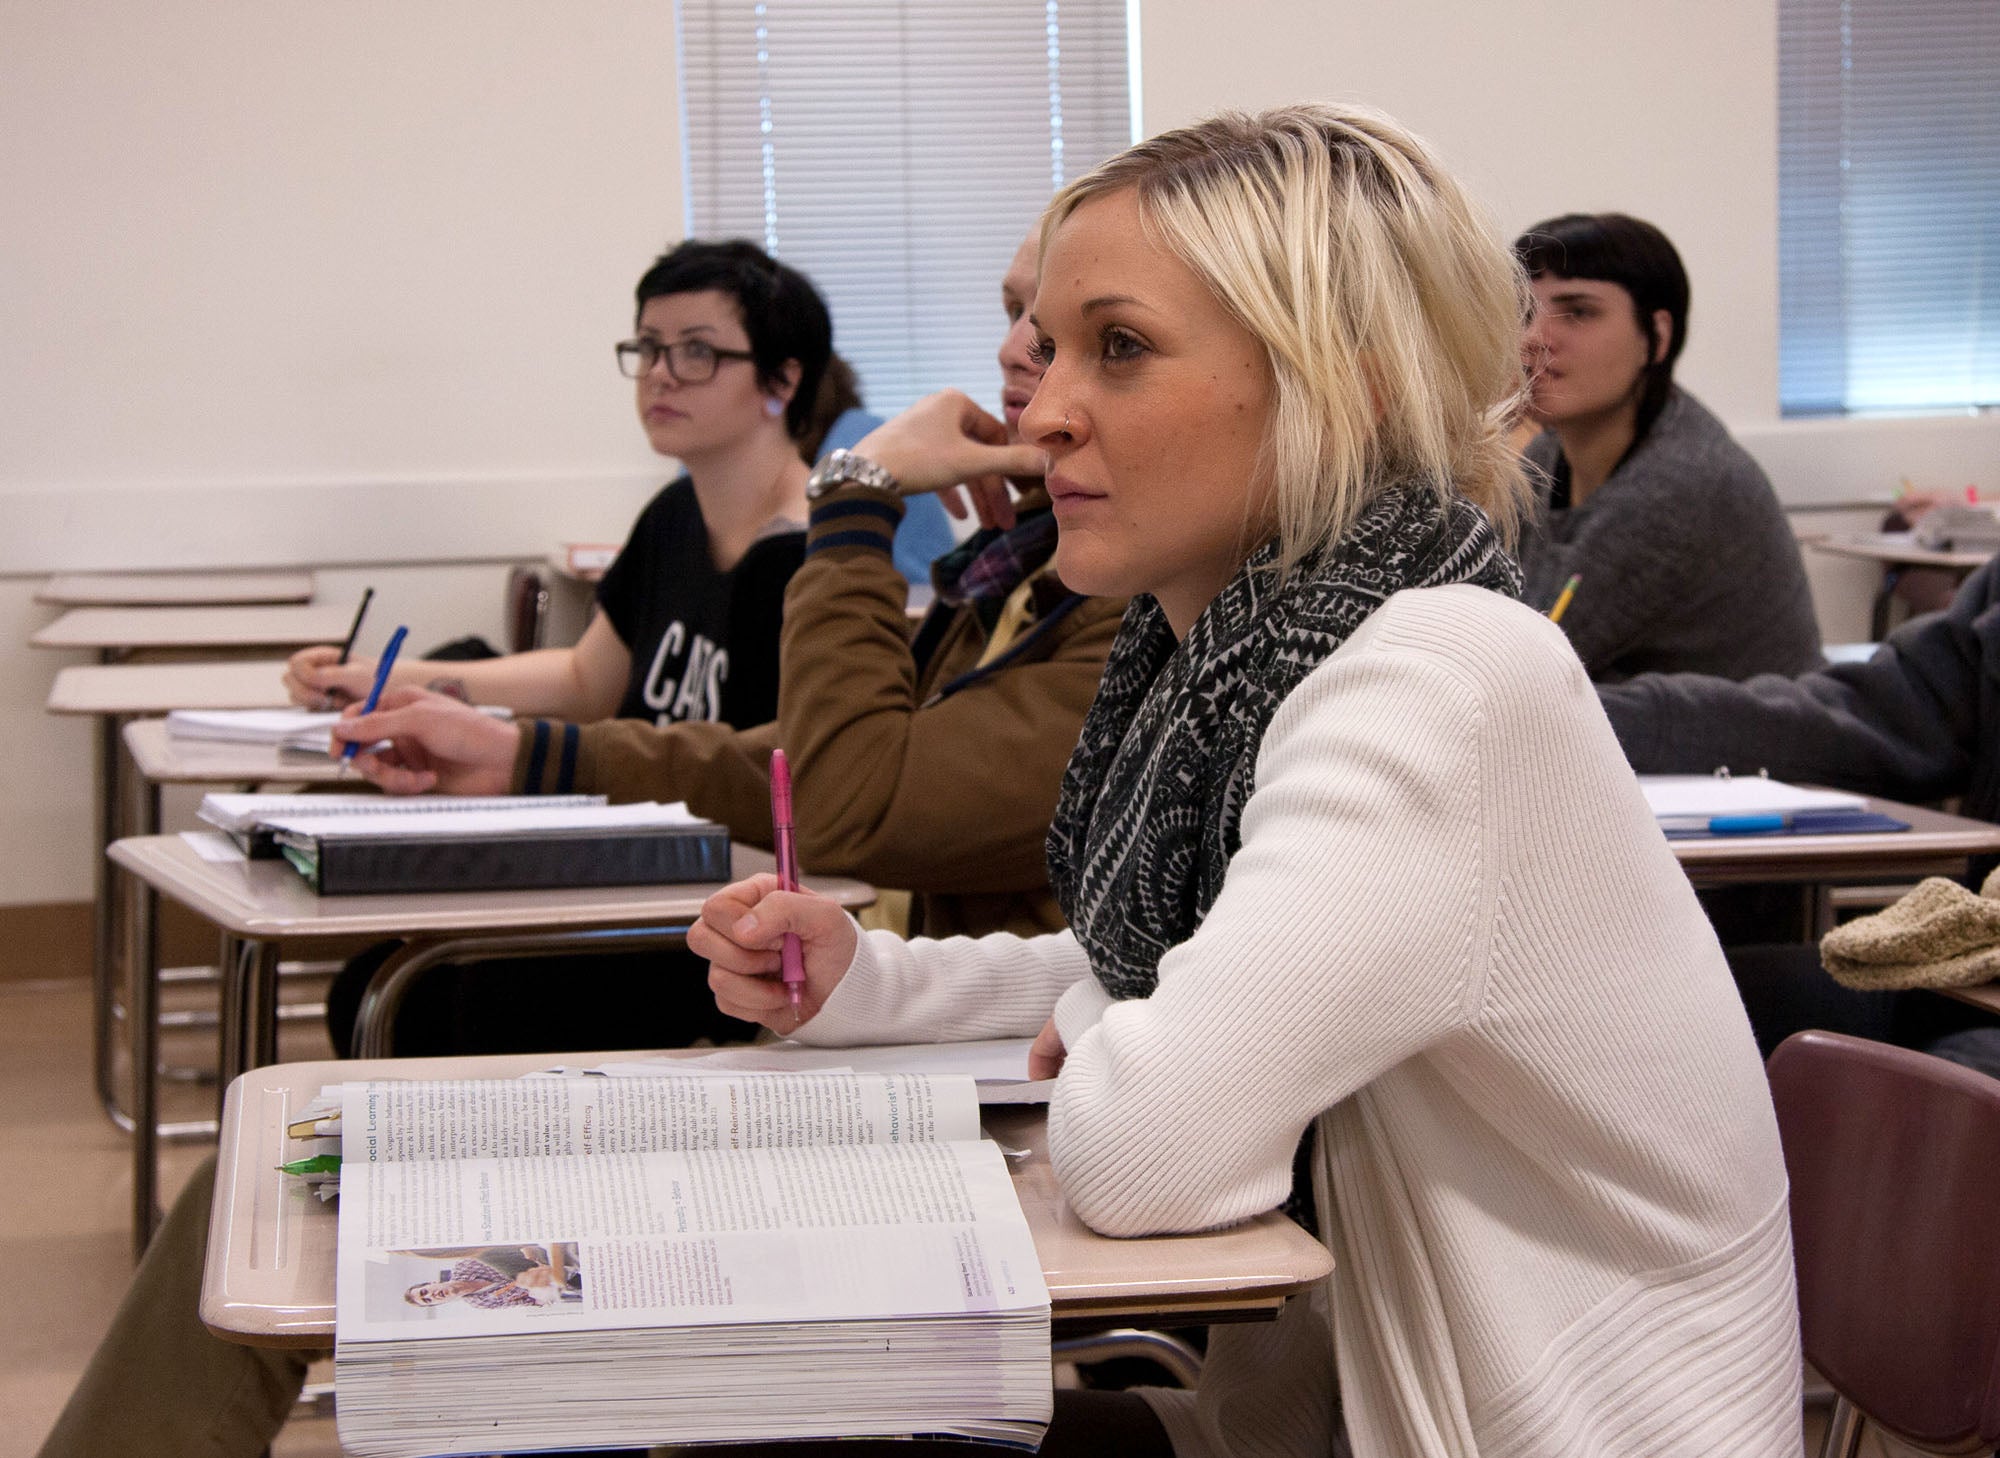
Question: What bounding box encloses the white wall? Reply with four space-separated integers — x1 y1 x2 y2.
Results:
6 0 1996 905
1139 0 1999 643
3 1 683 904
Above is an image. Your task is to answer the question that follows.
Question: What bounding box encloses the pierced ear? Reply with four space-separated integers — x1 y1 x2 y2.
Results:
1650 309 1675 365
764 397 786 418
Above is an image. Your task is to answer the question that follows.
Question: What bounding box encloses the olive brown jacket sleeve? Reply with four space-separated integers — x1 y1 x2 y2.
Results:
773 487 1123 896
509 714 780 850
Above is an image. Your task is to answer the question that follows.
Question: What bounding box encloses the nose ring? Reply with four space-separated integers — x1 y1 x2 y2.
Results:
1062 412 1072 434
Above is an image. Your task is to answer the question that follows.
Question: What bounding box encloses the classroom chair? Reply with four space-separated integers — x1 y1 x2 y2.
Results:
1766 1030 2000 1457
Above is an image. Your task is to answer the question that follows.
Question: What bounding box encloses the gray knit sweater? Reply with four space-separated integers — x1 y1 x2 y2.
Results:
1601 556 2000 825
1521 387 1823 682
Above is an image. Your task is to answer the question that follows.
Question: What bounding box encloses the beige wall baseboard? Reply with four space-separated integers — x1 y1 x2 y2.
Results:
0 903 91 984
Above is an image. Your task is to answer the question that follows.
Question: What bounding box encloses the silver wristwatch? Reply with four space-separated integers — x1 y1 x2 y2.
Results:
805 447 900 501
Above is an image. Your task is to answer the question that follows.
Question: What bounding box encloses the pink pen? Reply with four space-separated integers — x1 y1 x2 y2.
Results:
769 749 807 1010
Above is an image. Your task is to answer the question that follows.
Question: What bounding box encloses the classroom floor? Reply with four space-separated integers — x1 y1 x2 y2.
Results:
1 974 1913 1458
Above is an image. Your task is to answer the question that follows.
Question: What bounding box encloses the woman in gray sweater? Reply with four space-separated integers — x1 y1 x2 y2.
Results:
1515 213 1822 682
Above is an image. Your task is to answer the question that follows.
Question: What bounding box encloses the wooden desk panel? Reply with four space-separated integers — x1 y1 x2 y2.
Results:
38 572 316 607
32 603 355 651
205 1053 1335 1347
1669 799 2000 888
48 660 293 715
107 833 844 942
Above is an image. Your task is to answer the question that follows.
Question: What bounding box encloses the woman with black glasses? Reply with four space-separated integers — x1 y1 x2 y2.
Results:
285 238 831 734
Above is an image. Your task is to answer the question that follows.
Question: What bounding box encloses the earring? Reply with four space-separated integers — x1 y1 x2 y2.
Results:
765 397 785 418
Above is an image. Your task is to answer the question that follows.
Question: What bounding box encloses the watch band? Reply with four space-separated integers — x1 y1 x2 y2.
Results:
806 447 901 501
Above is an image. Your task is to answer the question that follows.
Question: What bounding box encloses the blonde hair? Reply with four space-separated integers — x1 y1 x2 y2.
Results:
1045 104 1531 570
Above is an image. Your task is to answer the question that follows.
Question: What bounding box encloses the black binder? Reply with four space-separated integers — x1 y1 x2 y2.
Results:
274 820 732 896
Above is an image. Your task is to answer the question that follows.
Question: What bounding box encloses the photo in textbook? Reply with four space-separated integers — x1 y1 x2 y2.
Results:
366 1241 585 1322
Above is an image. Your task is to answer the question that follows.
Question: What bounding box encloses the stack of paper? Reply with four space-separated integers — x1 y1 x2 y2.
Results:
331 1072 1051 1455
168 705 513 755
1639 775 1871 835
197 792 606 858
167 707 343 749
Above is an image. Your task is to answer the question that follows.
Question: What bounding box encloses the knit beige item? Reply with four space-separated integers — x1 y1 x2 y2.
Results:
1819 867 2000 991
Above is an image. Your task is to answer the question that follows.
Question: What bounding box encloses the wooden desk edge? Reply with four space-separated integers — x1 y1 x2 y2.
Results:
203 1057 1333 1348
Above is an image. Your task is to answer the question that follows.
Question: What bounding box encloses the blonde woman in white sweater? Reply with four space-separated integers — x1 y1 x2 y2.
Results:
691 105 1800 1458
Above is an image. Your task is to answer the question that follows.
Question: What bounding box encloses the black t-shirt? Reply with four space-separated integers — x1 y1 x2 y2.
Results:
596 477 804 731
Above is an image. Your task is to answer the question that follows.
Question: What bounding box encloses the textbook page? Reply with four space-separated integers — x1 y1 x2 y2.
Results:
335 1134 1048 1344
342 1072 980 1164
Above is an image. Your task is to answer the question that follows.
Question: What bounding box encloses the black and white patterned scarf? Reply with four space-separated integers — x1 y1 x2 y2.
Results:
1046 483 1522 1001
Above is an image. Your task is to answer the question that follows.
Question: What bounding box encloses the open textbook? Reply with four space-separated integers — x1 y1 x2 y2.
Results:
332 1071 1052 1456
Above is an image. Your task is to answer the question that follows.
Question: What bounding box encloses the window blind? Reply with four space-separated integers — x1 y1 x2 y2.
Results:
677 0 1134 415
1778 0 2000 415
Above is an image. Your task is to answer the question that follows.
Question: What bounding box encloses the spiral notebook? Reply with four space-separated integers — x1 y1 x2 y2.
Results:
198 792 606 859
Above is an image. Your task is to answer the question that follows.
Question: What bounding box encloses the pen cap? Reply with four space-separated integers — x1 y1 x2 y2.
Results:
769 747 794 827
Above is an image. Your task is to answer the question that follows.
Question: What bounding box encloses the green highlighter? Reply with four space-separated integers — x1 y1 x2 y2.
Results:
278 1154 342 1176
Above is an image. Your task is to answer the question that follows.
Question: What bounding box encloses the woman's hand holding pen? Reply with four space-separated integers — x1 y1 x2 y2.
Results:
284 644 380 711
330 686 517 796
692 874 858 1034
855 390 1046 532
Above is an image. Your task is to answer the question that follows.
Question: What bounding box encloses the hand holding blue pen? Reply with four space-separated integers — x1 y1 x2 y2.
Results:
341 625 408 772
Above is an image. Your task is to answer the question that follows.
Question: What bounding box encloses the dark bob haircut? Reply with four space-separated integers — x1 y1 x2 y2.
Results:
634 239 834 442
1515 213 1690 445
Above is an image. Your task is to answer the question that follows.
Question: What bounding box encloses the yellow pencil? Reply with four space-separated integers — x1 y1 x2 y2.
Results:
1548 574 1580 625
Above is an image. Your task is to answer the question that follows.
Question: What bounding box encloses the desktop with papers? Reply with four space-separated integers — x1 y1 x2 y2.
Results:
1640 775 1910 839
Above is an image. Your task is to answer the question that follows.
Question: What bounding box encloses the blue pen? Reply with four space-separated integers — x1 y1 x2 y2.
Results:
340 625 408 768
1696 812 1792 836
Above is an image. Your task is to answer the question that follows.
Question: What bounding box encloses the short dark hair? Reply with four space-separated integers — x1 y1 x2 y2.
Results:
1515 213 1690 444
633 239 833 441
796 353 866 463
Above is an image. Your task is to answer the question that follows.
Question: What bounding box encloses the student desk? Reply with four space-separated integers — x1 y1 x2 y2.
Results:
37 571 316 607
1669 796 2000 945
1803 533 1994 640
31 602 356 657
115 721 357 1136
204 1049 1335 1348
108 833 872 1253
49 662 299 1154
1670 797 2000 890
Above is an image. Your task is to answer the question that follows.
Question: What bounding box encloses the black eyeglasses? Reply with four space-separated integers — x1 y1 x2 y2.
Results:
614 336 759 383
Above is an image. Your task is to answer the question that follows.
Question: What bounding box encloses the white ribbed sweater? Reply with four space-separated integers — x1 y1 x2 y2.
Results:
795 586 1801 1458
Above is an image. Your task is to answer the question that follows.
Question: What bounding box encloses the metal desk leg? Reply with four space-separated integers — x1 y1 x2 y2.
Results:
217 933 283 1098
93 711 122 1124
128 844 160 1256
1871 566 1902 642
350 925 697 1060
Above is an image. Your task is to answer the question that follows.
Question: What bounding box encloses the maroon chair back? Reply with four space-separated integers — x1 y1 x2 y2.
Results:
1767 1030 2000 1450
505 565 550 654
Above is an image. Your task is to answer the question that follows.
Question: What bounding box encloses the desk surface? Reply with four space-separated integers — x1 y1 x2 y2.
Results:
109 833 869 941
47 659 293 715
122 717 351 786
31 603 355 651
1803 532 1994 571
36 572 316 607
1668 797 2000 887
206 1050 1335 1346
